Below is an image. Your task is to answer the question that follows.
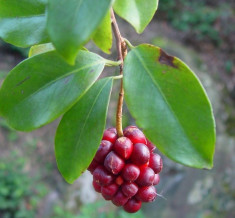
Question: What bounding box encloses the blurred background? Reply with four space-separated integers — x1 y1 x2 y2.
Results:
0 0 234 217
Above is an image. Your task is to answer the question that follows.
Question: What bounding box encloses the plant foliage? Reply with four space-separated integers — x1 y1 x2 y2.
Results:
0 0 216 183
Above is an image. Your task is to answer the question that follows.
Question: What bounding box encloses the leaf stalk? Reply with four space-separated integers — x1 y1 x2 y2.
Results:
112 75 123 80
105 59 122 67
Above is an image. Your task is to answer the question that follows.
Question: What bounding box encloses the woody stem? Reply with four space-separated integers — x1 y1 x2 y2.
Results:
111 8 127 137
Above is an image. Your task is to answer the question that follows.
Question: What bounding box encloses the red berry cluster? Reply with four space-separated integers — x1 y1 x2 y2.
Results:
88 126 163 213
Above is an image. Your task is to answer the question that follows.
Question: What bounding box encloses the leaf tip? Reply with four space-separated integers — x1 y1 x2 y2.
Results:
65 178 75 184
135 27 143 34
199 156 214 170
64 56 76 66
203 167 212 170
205 160 214 170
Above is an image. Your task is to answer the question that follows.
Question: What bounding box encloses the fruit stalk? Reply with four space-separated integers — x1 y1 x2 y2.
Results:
111 8 127 137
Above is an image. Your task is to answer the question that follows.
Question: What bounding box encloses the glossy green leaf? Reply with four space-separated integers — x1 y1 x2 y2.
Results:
28 43 55 57
28 43 89 58
47 0 113 64
123 44 216 169
113 0 158 33
0 50 106 131
93 12 112 54
55 78 113 183
0 0 48 47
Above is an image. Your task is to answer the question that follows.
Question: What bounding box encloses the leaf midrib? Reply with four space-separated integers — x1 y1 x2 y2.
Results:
8 59 105 112
132 48 200 154
73 79 110 164
0 14 45 19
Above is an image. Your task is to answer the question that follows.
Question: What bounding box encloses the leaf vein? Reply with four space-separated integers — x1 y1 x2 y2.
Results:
11 59 105 111
73 79 111 161
132 49 198 151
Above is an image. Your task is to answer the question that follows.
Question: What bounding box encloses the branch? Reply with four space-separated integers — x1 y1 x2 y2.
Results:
111 8 127 137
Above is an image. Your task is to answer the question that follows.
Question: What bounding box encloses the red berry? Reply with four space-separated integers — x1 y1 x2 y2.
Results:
138 161 149 168
125 125 137 129
122 164 140 182
114 137 133 159
136 186 157 202
115 176 124 186
104 151 125 175
92 180 101 193
146 139 156 152
94 140 113 163
153 174 160 185
121 182 138 198
89 126 163 213
102 127 118 144
101 183 119 200
112 191 129 206
136 167 155 186
87 159 99 173
149 153 163 174
93 166 114 186
123 198 142 213
131 143 150 165
124 126 147 144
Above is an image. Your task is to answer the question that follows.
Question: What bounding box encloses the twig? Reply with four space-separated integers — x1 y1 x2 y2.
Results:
111 8 127 137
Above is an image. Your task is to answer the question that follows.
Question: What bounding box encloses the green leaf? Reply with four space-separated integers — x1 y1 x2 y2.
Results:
0 0 48 47
28 43 55 57
113 0 159 33
93 12 112 54
123 44 215 169
47 0 113 64
28 43 90 58
55 78 113 183
28 43 89 58
0 50 106 131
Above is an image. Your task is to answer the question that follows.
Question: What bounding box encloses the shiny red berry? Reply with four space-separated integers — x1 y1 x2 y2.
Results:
121 182 138 198
87 159 99 173
149 153 163 174
93 166 114 186
115 176 124 186
138 161 149 169
146 139 156 152
136 167 155 186
124 126 147 144
123 198 142 213
153 174 160 185
101 183 119 200
94 140 113 163
104 151 125 175
92 180 101 193
114 137 133 159
102 127 118 144
136 186 157 202
121 164 140 182
112 191 129 206
131 143 150 165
